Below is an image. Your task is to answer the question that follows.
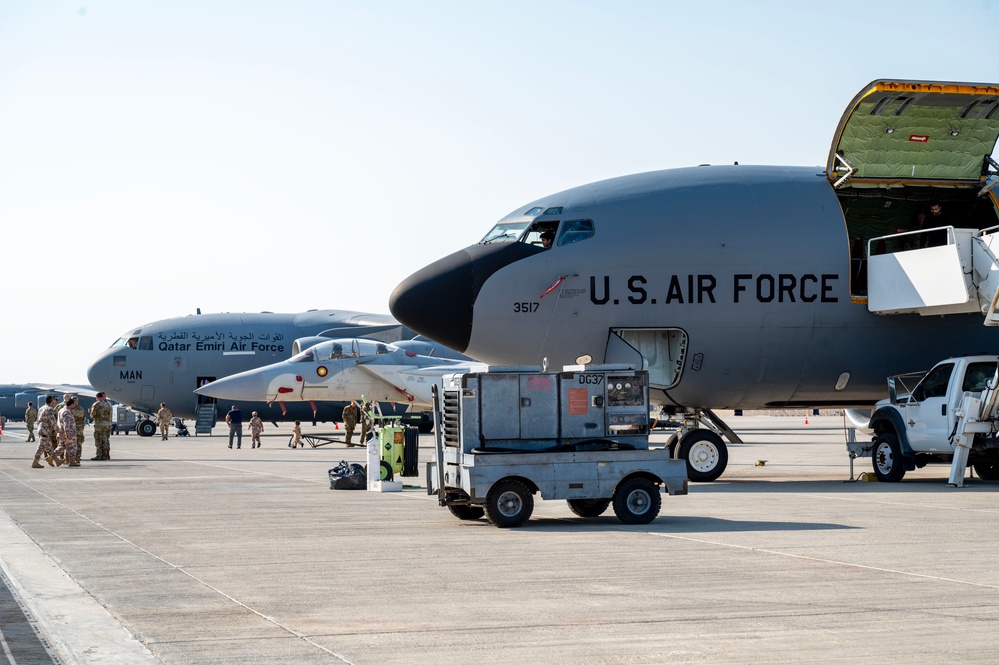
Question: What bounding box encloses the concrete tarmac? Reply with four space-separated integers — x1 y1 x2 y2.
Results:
1 417 998 664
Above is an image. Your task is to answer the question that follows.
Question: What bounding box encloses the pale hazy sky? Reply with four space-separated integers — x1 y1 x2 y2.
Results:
1 0 996 383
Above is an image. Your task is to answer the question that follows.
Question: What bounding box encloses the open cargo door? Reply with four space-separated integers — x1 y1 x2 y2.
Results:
827 80 999 310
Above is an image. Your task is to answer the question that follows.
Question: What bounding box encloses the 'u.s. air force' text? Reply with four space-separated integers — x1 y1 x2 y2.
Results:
588 273 839 305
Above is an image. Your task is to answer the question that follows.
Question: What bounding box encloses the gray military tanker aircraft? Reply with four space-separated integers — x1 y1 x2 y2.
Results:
86 309 433 434
389 79 999 481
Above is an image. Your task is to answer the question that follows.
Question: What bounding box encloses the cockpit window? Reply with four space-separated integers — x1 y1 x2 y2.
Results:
556 219 595 246
120 336 153 350
481 220 530 244
289 338 398 363
522 221 559 248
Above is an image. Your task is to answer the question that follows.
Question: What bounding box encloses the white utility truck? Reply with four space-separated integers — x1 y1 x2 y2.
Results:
852 355 999 486
429 365 688 528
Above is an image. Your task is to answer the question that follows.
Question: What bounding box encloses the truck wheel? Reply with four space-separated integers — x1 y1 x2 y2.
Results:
872 433 906 482
567 498 611 518
612 477 661 525
678 430 728 482
136 420 157 437
972 457 999 481
447 504 485 520
485 479 534 528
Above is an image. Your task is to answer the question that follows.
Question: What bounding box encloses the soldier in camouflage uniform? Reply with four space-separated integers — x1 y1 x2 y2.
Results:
31 395 59 468
359 401 372 444
90 392 112 461
157 402 172 440
25 402 37 443
55 396 80 467
71 398 86 466
248 411 264 448
342 400 359 445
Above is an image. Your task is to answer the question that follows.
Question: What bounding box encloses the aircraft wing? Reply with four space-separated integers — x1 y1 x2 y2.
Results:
28 383 99 398
352 362 430 406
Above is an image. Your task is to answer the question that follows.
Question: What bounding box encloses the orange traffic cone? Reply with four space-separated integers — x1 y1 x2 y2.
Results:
804 416 809 424
335 422 339 429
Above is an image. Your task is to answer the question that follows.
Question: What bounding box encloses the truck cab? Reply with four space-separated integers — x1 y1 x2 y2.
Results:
863 355 999 482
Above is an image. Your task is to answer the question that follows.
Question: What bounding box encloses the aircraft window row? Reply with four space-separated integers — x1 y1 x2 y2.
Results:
481 216 596 248
522 219 595 248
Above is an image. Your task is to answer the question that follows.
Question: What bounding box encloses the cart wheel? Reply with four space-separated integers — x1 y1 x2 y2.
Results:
447 504 485 520
379 460 394 482
567 498 611 518
485 479 534 528
612 476 661 525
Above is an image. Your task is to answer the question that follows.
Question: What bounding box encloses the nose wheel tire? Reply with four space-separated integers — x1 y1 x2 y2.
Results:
136 420 157 437
485 479 534 528
872 432 906 482
678 430 728 482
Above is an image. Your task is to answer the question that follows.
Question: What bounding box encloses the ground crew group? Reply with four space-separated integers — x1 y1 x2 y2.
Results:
29 392 119 468
25 397 375 466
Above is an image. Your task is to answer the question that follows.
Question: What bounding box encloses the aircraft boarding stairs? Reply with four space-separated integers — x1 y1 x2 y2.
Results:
194 403 217 435
867 225 999 325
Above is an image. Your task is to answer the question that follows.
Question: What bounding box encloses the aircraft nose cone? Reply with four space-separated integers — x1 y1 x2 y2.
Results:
390 248 475 353
390 242 541 354
86 353 109 391
195 371 266 402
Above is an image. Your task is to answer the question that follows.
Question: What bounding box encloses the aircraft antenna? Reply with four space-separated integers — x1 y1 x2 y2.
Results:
534 274 578 366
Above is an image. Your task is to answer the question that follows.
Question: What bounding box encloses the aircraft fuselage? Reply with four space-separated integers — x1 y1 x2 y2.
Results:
390 165 999 409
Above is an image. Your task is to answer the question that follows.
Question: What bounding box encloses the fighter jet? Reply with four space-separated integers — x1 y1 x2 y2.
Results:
194 337 480 415
86 309 438 434
389 79 999 481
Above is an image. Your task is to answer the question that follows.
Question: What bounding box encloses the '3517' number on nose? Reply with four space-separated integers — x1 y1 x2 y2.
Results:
513 302 539 313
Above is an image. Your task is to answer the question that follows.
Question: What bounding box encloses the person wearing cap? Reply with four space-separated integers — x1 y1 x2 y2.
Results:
249 411 264 449
225 404 243 449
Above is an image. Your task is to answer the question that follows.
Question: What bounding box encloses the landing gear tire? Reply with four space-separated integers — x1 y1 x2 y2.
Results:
136 420 157 437
678 430 728 482
567 498 611 518
872 432 906 482
972 456 999 481
485 479 534 528
612 476 661 525
447 504 485 520
666 432 679 458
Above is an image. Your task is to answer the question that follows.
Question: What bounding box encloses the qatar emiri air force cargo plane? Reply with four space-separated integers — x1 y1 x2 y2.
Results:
86 309 434 434
389 79 999 482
